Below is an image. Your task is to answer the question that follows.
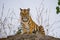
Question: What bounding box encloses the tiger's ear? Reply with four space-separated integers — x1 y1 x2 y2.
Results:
20 8 22 11
28 8 30 11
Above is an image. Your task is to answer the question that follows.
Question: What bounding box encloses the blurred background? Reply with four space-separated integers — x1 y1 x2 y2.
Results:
0 0 60 38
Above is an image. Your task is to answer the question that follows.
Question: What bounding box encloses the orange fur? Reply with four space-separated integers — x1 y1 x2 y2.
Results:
20 8 45 35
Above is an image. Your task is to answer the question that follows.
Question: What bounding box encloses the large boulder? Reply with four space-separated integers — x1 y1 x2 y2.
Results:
0 34 60 40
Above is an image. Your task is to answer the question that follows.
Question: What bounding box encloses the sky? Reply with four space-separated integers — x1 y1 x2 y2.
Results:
0 0 60 38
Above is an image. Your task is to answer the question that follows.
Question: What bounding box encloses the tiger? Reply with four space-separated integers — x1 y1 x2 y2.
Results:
20 8 45 35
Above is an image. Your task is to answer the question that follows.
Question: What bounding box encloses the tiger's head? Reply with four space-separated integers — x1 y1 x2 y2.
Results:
20 8 30 22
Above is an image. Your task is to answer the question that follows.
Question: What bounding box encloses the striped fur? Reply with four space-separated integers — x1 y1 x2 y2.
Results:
20 8 45 35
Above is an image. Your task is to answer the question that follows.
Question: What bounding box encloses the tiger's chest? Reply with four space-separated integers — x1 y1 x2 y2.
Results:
21 22 30 30
25 23 29 30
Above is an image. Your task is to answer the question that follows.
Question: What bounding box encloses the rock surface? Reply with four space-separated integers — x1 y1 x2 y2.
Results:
0 34 60 40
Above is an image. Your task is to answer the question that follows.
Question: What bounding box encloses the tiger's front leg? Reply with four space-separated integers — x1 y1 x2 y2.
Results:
23 28 27 34
29 26 34 34
21 23 28 34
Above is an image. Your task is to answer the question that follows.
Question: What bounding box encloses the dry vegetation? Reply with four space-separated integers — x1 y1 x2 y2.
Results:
0 0 60 39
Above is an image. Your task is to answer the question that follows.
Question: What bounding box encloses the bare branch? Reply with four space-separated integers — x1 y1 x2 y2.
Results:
1 3 4 19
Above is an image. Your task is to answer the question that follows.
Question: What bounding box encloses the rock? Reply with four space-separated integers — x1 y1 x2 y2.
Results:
0 34 60 40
